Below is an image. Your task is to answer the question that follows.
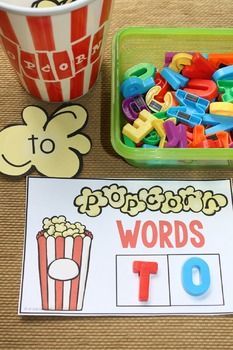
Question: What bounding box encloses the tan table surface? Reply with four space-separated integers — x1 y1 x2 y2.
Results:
1 0 233 349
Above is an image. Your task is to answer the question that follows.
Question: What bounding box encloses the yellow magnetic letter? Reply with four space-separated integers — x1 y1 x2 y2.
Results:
169 53 193 73
122 109 156 143
209 102 233 117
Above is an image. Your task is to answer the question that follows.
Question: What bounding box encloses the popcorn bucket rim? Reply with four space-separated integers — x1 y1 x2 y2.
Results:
0 0 98 16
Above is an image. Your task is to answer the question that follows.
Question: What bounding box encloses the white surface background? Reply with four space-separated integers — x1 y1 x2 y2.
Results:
19 178 233 315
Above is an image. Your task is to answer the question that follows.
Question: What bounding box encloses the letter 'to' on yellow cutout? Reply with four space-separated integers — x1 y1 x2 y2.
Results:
0 104 91 178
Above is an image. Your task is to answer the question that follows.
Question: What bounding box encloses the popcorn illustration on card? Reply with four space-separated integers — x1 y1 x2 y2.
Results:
0 104 91 178
37 215 93 311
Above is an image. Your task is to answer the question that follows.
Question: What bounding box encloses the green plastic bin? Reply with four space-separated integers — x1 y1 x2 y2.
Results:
111 27 233 167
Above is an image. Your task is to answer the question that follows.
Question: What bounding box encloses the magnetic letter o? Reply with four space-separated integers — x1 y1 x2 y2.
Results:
182 257 210 296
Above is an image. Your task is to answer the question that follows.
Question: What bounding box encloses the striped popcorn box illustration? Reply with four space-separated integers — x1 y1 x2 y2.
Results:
37 216 93 311
0 0 113 102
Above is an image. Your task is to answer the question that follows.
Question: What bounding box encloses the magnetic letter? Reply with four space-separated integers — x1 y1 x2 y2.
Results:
182 257 210 296
133 261 158 301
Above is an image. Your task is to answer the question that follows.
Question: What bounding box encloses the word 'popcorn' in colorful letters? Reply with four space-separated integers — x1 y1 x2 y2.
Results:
1 29 103 81
74 183 228 217
0 104 91 178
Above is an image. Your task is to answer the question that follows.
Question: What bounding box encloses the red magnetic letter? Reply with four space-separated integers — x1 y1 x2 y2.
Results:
133 261 158 301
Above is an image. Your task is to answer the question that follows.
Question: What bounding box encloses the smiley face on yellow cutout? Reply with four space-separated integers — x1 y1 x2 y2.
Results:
31 0 73 8
0 104 91 178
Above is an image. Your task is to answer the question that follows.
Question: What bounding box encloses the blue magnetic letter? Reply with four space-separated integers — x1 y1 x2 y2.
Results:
182 257 210 296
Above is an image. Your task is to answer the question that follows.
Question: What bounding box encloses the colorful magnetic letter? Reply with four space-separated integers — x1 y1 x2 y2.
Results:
188 124 206 147
123 135 136 147
133 261 158 301
217 80 233 103
167 90 209 127
154 72 170 102
163 120 187 148
153 111 168 120
142 144 158 148
202 112 233 134
143 130 160 145
122 109 156 143
122 95 149 123
208 53 233 68
210 102 233 116
207 131 230 148
205 122 233 135
202 113 233 125
169 52 193 72
160 67 189 90
182 257 210 296
123 63 156 81
182 53 215 79
121 76 155 98
184 79 218 101
146 87 177 113
145 86 163 112
212 65 233 82
152 116 176 148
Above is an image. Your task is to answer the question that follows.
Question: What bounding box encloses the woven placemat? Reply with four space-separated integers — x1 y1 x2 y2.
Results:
1 0 233 349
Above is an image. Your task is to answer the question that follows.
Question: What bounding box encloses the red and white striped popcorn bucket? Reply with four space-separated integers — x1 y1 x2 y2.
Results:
0 0 113 102
37 230 93 311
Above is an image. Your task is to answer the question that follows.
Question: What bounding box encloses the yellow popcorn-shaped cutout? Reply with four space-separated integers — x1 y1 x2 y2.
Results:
0 104 91 178
169 53 193 72
122 109 156 143
74 187 108 217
